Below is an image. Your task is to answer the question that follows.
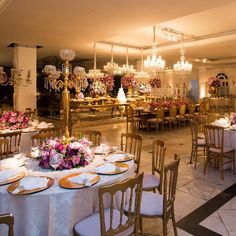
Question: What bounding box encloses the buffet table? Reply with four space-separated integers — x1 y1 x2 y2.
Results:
0 155 134 236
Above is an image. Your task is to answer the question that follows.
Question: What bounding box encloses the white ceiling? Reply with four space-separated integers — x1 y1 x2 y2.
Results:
0 0 236 68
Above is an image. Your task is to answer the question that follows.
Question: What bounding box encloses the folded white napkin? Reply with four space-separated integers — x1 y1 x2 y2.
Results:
94 163 117 173
212 118 230 127
12 176 48 194
231 124 236 130
94 144 111 154
37 122 49 129
104 153 128 162
69 173 97 186
0 158 19 169
0 169 21 182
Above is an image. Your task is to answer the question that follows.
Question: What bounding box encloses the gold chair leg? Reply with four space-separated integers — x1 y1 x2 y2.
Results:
162 218 167 236
139 216 143 235
194 146 198 169
171 208 178 236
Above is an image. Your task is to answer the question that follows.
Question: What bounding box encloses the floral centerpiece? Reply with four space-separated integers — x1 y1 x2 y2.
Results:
148 76 161 88
0 111 29 130
162 101 174 109
99 75 114 91
89 80 106 97
138 82 151 95
121 75 137 88
149 101 161 111
38 137 93 170
230 113 236 125
208 77 221 87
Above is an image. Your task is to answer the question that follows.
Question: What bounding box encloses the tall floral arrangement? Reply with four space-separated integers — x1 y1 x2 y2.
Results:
99 75 114 91
148 76 161 88
121 75 137 88
0 111 29 130
208 77 221 87
38 137 93 170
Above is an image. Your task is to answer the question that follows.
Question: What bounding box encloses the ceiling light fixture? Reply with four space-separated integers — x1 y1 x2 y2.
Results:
135 48 150 80
173 35 192 77
120 47 136 75
87 43 104 80
144 26 165 72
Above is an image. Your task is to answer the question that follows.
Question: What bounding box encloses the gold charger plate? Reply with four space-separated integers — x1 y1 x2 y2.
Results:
7 176 54 195
59 172 100 189
92 162 129 175
0 172 25 186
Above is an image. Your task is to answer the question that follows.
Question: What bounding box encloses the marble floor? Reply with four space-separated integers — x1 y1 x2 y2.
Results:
76 121 236 236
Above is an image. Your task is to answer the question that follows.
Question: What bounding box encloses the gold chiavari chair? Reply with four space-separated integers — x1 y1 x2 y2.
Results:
126 156 180 236
0 131 21 155
189 120 206 168
204 125 235 180
164 106 177 128
176 104 186 127
142 139 166 193
125 105 142 133
147 107 164 132
82 130 102 146
31 132 58 146
74 173 143 236
120 133 142 173
185 103 195 123
39 127 62 136
0 213 14 236
0 138 9 160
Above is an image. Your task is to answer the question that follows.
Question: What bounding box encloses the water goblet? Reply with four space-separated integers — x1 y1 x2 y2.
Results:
50 153 63 171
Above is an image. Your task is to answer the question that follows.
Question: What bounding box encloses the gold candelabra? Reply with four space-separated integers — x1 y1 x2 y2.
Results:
44 49 86 139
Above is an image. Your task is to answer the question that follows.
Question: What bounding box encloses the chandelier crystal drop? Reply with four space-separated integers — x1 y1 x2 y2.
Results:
103 44 121 75
120 47 136 75
173 35 192 77
86 43 104 80
144 26 165 72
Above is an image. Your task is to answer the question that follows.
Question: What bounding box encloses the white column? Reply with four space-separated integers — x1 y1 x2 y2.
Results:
13 46 37 111
198 67 208 99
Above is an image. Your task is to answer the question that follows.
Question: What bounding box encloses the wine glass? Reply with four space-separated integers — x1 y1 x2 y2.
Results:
50 153 63 171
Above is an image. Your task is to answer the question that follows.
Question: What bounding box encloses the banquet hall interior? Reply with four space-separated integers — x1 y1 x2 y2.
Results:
1 0 236 235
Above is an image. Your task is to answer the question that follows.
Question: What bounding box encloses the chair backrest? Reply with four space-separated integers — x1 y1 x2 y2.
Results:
0 138 9 160
120 133 142 173
0 131 21 155
99 172 143 236
82 130 102 146
39 127 62 136
205 101 210 113
125 106 134 120
169 106 177 118
199 102 205 114
152 139 166 194
204 125 224 152
163 156 180 218
189 103 195 114
189 120 198 143
156 107 164 120
31 132 58 146
0 213 14 236
179 104 186 116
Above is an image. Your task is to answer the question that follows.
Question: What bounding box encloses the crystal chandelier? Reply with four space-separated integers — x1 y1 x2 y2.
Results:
144 26 165 72
103 44 121 75
135 48 150 80
87 43 104 80
44 48 86 138
120 47 136 75
173 35 192 77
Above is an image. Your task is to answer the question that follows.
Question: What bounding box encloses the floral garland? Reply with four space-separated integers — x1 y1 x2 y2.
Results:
121 75 137 88
99 75 114 91
38 137 93 170
0 111 29 130
208 77 221 87
148 77 161 88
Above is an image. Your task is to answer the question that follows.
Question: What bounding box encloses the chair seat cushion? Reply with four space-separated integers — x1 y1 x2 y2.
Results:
198 132 205 139
142 174 160 190
209 147 234 153
164 117 176 121
140 192 163 217
176 115 185 119
193 138 205 146
147 118 163 124
74 209 134 236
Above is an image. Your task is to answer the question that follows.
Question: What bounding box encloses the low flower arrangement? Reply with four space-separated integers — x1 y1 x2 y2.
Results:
162 101 174 109
89 80 106 97
0 111 29 130
230 113 236 125
99 75 114 91
38 137 93 170
208 77 221 87
148 76 161 88
138 82 151 95
149 101 162 111
121 75 137 88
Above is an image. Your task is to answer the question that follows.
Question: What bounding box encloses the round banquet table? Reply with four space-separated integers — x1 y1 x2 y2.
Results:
0 156 134 236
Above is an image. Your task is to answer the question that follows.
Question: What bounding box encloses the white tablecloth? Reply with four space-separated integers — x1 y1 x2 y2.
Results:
0 156 134 236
